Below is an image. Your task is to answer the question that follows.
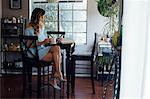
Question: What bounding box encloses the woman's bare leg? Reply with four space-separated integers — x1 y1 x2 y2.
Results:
42 53 53 61
42 45 64 80
50 46 62 78
41 46 62 89
42 46 61 73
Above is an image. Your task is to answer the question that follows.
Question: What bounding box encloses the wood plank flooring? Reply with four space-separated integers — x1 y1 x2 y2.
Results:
0 75 114 99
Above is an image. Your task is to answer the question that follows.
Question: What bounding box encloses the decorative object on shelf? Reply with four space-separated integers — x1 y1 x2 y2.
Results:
14 59 23 68
9 0 21 9
3 62 15 69
7 42 20 51
2 16 24 23
3 42 20 51
3 44 9 51
12 16 17 23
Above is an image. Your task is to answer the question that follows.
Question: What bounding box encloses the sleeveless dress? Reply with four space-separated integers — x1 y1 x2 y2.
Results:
24 27 51 60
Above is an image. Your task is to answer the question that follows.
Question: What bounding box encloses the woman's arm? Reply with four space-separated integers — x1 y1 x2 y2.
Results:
38 38 52 46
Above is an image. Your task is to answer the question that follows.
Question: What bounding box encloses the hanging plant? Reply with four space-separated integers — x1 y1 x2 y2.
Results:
97 0 119 37
97 0 118 17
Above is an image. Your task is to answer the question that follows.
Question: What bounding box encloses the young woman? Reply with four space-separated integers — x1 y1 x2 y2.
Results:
25 8 65 90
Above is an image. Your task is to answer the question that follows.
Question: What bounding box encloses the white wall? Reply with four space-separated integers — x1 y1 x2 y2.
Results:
120 0 148 98
76 0 107 51
87 0 107 46
74 0 107 76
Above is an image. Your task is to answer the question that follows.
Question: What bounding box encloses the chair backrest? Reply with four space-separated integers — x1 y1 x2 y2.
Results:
47 31 65 38
91 33 97 56
19 35 39 61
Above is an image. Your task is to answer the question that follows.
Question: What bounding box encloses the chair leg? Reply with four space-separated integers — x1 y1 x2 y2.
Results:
37 67 41 98
42 67 45 98
22 65 26 98
51 67 57 98
61 53 65 79
47 66 50 97
28 66 32 98
66 57 71 98
101 61 104 86
53 88 56 99
71 58 75 93
91 61 95 94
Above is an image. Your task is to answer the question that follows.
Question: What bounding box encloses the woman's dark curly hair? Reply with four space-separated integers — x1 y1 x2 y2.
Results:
30 8 45 34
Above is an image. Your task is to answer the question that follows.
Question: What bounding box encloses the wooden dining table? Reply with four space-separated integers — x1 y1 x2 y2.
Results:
45 39 75 98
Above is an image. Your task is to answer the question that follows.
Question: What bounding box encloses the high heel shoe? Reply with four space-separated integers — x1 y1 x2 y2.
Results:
54 73 67 82
49 79 61 90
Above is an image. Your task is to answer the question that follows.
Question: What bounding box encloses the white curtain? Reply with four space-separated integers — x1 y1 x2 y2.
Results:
143 0 150 98
120 0 150 99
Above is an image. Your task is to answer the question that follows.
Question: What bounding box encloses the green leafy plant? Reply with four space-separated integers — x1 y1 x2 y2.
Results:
97 0 119 36
97 0 119 17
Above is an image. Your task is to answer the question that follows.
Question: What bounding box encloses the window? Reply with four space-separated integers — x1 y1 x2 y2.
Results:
30 0 87 44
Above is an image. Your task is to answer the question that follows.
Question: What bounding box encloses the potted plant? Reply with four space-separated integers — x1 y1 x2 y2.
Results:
97 0 119 17
97 0 119 38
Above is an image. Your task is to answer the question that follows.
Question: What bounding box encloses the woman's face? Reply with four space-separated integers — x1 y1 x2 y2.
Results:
39 15 45 23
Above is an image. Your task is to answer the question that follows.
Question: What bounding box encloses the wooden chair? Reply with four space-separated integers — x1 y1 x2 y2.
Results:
19 35 56 98
47 31 65 38
71 33 97 94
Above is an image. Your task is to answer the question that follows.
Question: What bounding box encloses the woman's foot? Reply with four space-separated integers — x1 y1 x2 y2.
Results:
49 79 61 90
54 72 67 82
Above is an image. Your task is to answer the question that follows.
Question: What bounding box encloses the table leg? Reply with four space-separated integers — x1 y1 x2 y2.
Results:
71 57 75 93
65 48 71 98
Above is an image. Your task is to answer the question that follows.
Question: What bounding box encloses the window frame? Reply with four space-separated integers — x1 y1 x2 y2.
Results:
29 0 87 44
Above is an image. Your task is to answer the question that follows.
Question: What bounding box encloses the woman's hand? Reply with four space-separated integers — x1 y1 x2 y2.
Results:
48 38 53 43
43 38 50 44
49 38 56 44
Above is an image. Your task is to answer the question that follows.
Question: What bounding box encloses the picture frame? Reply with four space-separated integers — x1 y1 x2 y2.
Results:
9 0 21 9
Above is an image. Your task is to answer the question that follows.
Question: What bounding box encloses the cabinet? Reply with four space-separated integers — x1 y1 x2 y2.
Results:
1 18 26 74
96 41 113 80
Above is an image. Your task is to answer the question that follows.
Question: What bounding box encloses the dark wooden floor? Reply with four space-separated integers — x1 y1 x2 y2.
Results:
0 75 114 99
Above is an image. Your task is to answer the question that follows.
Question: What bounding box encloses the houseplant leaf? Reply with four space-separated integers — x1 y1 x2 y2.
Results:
97 0 118 17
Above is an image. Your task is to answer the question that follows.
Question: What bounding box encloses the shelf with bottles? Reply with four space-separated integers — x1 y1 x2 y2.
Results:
1 16 25 24
1 16 26 36
2 43 20 52
1 54 23 72
1 16 26 74
1 24 24 37
2 60 23 71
